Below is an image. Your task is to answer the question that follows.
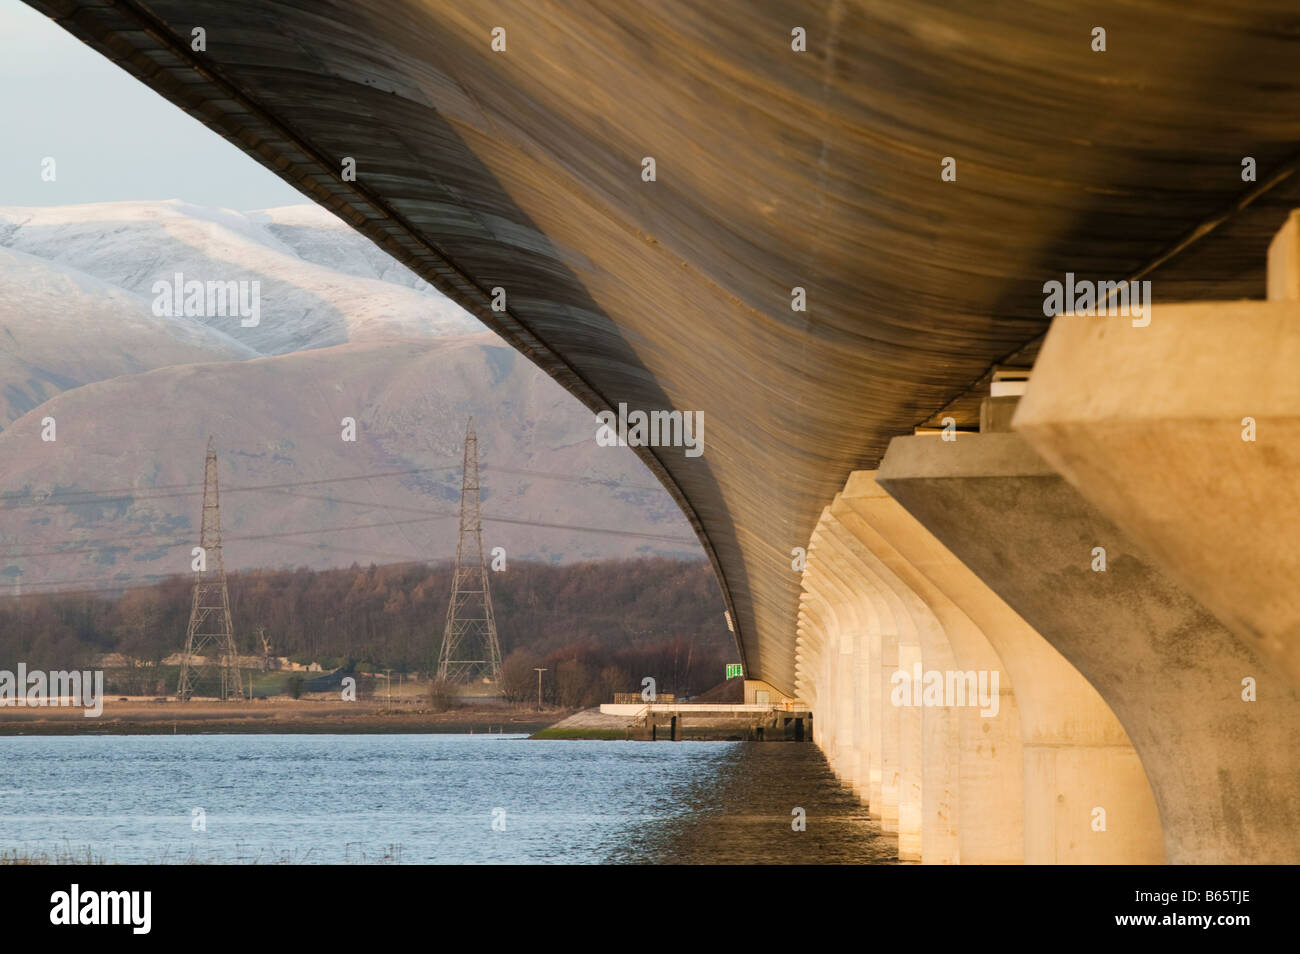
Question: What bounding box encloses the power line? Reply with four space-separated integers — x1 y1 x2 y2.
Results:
0 539 448 594
483 513 693 544
261 488 695 541
0 480 697 555
482 465 661 493
0 495 697 560
0 462 661 508
0 571 175 593
0 514 454 559
0 465 458 509
0 439 698 595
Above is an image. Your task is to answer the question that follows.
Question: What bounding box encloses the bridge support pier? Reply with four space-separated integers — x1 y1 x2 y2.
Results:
801 523 905 851
878 419 1300 863
1013 213 1300 693
814 520 942 861
832 492 1025 864
799 572 869 801
842 471 1162 863
801 500 1031 863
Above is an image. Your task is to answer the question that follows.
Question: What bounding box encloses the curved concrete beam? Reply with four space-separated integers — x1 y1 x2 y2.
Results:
878 432 1300 863
840 471 1163 864
1015 295 1300 689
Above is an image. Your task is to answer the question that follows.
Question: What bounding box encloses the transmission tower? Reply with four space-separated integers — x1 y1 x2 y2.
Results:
177 438 243 702
437 417 503 684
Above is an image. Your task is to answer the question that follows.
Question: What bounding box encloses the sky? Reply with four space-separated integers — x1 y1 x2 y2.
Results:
0 0 305 209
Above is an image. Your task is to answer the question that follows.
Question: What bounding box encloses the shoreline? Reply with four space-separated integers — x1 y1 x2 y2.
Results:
0 698 561 736
0 701 806 741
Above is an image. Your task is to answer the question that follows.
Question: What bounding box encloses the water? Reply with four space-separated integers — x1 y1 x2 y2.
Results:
0 735 895 864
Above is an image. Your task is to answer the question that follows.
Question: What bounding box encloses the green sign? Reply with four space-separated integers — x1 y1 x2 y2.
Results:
726 663 743 679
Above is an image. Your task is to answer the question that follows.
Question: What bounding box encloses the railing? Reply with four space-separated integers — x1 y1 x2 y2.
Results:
611 692 676 705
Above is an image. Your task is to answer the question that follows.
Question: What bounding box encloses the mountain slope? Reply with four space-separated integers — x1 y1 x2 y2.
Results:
0 335 698 593
0 201 699 594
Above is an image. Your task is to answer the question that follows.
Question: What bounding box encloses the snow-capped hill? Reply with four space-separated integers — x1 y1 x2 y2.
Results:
247 204 437 292
0 200 483 355
0 244 256 424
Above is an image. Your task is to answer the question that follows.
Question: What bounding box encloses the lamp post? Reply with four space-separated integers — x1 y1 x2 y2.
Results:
533 668 547 711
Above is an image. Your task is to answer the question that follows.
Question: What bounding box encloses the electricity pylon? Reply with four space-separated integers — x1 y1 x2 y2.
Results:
437 418 503 684
177 438 243 701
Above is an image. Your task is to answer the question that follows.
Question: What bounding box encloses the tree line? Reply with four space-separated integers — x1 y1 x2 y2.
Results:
0 557 738 704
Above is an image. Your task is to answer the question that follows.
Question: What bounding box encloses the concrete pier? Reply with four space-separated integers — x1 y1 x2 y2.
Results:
877 422 1300 864
839 472 1163 864
1013 215 1300 690
831 505 1018 864
818 520 951 862
800 500 1029 863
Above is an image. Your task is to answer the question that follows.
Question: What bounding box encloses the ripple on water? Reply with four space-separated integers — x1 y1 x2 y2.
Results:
0 735 895 864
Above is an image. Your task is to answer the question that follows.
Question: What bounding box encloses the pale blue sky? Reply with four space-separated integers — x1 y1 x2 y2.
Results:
0 0 305 209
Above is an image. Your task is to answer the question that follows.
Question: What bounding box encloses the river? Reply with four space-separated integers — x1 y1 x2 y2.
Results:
0 735 895 864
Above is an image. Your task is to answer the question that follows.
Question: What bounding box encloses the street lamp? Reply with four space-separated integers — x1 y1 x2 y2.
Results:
533 668 548 711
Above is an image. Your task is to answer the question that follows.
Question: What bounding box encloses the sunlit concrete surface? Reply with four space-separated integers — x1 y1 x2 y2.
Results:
1015 213 1300 690
822 526 921 857
878 423 1300 864
832 501 1024 864
824 519 960 864
809 532 906 841
799 472 1165 864
840 472 1163 864
801 503 1026 863
822 516 962 863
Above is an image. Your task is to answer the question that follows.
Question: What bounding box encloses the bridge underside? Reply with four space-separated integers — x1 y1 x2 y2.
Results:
29 0 1300 861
